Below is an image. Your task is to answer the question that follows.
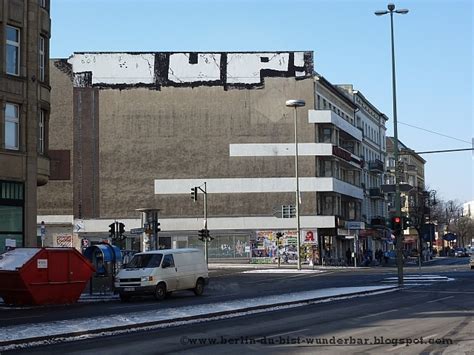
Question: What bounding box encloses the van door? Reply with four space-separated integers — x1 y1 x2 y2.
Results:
160 254 178 291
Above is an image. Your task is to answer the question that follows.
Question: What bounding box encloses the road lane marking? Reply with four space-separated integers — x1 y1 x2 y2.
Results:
427 296 454 303
357 309 398 319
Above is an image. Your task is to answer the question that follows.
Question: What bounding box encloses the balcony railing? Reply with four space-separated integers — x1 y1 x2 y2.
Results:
370 216 387 227
368 159 384 173
369 188 385 199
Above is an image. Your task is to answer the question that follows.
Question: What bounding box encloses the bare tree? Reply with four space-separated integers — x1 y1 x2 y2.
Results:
450 216 474 247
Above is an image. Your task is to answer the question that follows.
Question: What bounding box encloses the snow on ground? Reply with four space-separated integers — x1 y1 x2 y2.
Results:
0 285 397 346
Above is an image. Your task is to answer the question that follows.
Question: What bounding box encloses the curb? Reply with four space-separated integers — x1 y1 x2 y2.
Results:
0 286 399 350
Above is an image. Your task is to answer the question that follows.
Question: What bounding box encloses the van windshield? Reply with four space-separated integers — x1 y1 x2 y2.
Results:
127 253 163 268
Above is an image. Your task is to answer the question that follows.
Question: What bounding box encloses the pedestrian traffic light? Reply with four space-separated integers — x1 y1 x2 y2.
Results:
206 230 214 242
392 216 403 231
403 216 413 229
155 221 161 233
118 222 125 237
191 187 198 201
108 223 116 238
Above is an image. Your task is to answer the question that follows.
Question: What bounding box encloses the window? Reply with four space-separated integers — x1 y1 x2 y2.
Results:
321 128 332 143
5 103 19 150
38 110 45 154
162 254 175 267
127 253 163 268
38 0 47 8
6 26 20 76
39 36 45 81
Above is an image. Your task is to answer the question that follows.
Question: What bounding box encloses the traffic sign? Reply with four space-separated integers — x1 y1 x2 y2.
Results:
346 221 365 230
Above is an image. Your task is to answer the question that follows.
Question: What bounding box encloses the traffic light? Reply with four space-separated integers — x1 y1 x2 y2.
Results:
191 187 198 201
118 222 125 237
198 229 213 242
198 229 206 241
108 223 116 238
392 216 403 231
155 221 161 233
206 229 214 242
403 216 413 229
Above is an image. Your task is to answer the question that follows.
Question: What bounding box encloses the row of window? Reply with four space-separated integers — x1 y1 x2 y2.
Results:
316 94 354 124
357 115 384 147
318 158 361 187
3 102 46 153
316 194 361 221
5 25 47 81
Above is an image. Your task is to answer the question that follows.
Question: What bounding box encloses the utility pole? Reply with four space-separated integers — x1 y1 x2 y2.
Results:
375 3 409 285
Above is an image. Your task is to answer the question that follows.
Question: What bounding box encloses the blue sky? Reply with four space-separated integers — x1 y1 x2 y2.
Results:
51 0 473 203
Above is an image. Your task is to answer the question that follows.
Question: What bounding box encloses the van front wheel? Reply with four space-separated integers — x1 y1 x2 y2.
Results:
194 279 205 296
154 283 167 301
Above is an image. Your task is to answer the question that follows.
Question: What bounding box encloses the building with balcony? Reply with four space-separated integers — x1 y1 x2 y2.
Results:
386 137 426 249
38 52 368 263
313 75 364 261
0 0 51 250
337 85 389 256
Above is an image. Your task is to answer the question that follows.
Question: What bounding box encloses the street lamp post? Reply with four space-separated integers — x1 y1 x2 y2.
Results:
286 99 305 270
375 3 409 286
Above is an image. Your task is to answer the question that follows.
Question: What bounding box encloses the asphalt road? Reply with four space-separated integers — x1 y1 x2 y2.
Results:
1 257 472 354
7 258 473 354
0 257 469 329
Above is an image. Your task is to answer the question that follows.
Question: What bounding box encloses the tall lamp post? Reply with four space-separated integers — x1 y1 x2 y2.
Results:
375 3 408 285
286 99 305 270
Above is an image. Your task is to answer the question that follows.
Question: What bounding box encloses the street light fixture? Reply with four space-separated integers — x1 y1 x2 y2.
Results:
286 99 305 270
375 3 408 286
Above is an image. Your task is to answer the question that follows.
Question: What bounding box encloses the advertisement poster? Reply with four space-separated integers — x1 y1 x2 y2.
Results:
252 230 318 264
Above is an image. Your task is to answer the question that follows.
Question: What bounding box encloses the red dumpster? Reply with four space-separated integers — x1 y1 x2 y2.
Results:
0 248 95 306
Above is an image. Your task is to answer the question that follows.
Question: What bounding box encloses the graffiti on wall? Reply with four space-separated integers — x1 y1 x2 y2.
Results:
61 51 313 90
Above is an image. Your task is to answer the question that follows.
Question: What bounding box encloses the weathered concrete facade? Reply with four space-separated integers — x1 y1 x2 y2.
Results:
39 51 370 262
38 52 323 256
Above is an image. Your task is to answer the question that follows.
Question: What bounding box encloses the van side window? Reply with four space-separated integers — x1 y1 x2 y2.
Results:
163 254 175 267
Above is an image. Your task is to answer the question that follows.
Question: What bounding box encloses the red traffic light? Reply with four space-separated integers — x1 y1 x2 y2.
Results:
393 217 401 223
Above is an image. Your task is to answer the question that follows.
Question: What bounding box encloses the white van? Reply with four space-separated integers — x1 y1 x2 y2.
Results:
114 248 209 301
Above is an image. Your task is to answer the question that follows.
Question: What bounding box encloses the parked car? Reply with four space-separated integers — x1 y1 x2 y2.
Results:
454 248 469 257
470 254 474 269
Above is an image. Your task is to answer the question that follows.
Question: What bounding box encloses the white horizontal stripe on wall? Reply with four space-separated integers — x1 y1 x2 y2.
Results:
154 177 363 199
308 110 362 141
229 143 333 157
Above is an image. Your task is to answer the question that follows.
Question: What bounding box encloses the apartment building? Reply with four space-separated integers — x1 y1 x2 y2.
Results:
337 85 389 255
0 0 51 250
386 137 426 249
39 51 367 263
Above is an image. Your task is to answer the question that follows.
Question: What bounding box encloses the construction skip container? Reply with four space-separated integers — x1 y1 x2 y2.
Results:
0 248 95 306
